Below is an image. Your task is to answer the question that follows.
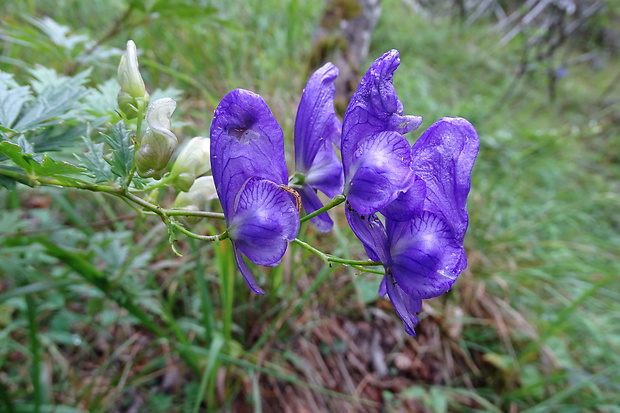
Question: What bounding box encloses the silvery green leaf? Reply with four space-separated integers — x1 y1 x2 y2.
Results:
75 136 115 183
102 122 133 182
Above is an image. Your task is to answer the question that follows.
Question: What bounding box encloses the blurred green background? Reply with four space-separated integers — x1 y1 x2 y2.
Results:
1 0 619 411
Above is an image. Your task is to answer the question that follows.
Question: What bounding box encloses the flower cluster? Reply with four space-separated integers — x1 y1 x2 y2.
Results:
117 41 216 208
116 41 480 336
209 49 480 336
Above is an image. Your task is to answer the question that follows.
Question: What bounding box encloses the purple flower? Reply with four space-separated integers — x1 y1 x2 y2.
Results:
341 49 423 215
346 117 479 336
210 89 300 294
293 63 344 232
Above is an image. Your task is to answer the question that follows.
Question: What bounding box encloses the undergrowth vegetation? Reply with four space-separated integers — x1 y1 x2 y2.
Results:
1 0 619 412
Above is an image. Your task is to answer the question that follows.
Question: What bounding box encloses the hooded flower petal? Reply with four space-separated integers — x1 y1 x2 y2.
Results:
228 178 299 267
388 211 465 299
343 112 479 336
411 117 479 241
344 202 389 263
346 130 414 214
233 247 265 295
298 185 334 232
341 50 423 183
304 138 343 198
210 90 299 294
294 63 341 174
169 136 211 192
293 63 344 231
380 176 426 221
210 89 288 218
385 275 423 337
135 98 177 178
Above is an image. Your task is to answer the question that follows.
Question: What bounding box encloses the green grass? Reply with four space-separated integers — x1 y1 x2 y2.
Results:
2 0 620 411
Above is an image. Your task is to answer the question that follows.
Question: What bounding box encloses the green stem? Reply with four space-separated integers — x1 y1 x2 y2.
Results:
131 173 174 193
0 168 124 195
0 169 225 237
126 97 147 188
292 238 382 268
171 221 228 242
300 194 345 223
350 264 385 275
146 209 225 220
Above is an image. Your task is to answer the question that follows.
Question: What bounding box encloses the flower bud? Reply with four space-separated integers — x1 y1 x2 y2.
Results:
172 176 218 225
135 98 178 179
169 137 211 192
117 40 149 118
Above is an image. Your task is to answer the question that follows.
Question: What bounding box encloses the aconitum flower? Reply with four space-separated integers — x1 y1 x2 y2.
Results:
117 40 149 119
293 63 344 232
346 117 480 336
135 98 178 179
341 49 423 215
172 176 218 225
169 136 211 192
210 89 300 294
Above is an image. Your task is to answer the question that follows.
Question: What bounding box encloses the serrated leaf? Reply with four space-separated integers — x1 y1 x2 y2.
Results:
11 68 91 133
0 72 19 88
103 122 133 182
40 155 84 176
0 141 85 184
76 45 123 66
16 135 40 162
0 141 35 172
84 78 121 117
0 82 32 129
30 122 99 153
75 136 115 183
27 16 89 51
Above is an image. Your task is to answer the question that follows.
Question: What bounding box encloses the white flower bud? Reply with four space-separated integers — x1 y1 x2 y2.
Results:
135 98 178 179
173 176 218 225
117 40 149 118
169 137 212 192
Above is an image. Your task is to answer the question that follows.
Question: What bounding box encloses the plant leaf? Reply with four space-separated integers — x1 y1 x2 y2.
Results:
75 136 115 183
102 122 133 182
11 68 91 133
0 82 32 130
0 140 85 185
26 16 89 51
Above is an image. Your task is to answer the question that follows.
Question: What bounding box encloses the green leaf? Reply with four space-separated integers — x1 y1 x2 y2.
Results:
40 155 84 176
0 141 85 184
27 16 89 51
83 78 121 118
0 141 35 172
30 122 103 153
102 122 133 182
11 68 91 133
75 136 115 183
0 82 32 130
